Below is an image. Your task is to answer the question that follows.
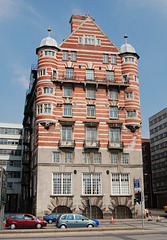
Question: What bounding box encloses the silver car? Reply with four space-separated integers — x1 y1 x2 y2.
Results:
56 214 97 228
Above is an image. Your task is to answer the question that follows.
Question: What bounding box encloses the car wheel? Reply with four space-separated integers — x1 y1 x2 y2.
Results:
60 224 66 229
87 224 94 228
36 223 42 229
48 219 52 224
10 223 16 229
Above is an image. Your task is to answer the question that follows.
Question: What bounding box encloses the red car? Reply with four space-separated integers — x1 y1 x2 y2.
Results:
6 213 47 229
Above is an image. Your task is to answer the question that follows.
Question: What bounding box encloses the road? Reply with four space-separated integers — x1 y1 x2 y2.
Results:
0 209 166 240
0 229 167 240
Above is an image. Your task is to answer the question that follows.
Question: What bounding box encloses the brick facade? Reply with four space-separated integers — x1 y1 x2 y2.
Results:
22 15 143 219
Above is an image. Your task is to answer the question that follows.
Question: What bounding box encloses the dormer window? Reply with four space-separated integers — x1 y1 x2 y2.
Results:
85 35 95 45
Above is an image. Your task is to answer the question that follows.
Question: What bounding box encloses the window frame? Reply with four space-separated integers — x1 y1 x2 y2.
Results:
106 70 114 82
65 68 74 79
71 51 77 61
103 54 109 64
110 106 118 119
63 50 68 60
109 89 117 100
86 69 94 80
82 173 102 195
53 152 60 163
111 173 130 195
87 87 95 99
87 105 95 118
63 104 72 117
53 173 72 195
111 54 116 64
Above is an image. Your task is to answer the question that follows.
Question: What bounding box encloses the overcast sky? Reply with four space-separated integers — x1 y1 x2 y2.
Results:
1 0 167 138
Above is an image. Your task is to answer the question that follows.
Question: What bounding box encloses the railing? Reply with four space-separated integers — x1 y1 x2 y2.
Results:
108 141 123 150
51 74 129 85
58 140 75 148
84 140 100 149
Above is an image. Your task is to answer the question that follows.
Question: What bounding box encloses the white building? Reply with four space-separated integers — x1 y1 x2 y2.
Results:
0 123 23 212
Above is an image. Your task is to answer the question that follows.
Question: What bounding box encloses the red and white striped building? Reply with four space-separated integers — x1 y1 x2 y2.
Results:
22 15 143 219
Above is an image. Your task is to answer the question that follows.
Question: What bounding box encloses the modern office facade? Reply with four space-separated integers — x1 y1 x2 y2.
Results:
0 123 23 212
142 138 155 208
149 107 167 208
22 14 143 219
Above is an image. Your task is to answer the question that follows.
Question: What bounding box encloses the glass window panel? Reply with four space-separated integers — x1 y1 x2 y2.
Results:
86 69 94 80
106 71 114 81
109 89 117 99
110 107 118 118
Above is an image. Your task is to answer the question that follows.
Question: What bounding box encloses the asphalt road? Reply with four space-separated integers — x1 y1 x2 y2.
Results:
0 209 166 240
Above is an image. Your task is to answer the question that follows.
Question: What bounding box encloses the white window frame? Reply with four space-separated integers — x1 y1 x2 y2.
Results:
63 50 68 60
43 87 53 95
125 91 133 100
103 54 109 64
87 105 95 117
111 173 130 195
71 51 76 61
94 153 101 163
65 68 74 79
122 153 129 164
84 35 95 45
110 106 118 119
64 86 72 97
86 127 97 141
110 128 121 142
106 70 114 81
82 152 90 164
111 54 116 64
45 50 55 57
37 68 46 78
62 126 73 141
53 173 72 195
63 104 72 116
111 153 118 164
87 87 95 99
127 110 137 118
37 102 52 115
65 152 72 163
86 69 94 80
82 173 102 195
53 152 60 163
109 89 117 99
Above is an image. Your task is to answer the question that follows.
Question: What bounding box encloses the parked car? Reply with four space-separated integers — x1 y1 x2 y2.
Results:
43 213 60 224
56 214 98 228
6 213 47 229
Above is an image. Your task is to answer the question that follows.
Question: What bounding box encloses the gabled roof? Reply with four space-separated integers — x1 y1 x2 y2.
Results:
59 16 119 52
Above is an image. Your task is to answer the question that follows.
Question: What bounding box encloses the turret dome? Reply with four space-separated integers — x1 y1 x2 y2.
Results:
120 43 136 54
40 36 58 48
119 35 139 59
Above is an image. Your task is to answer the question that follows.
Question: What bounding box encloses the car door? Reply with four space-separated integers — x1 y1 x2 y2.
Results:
66 214 75 228
23 214 35 228
75 214 85 228
15 214 25 228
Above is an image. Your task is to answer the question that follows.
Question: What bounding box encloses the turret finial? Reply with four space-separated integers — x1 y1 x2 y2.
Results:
124 34 128 44
47 28 51 37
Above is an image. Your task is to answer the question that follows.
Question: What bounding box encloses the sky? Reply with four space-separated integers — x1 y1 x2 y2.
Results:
1 0 167 138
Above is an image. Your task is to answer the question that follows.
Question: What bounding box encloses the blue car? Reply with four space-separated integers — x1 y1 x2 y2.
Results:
43 213 60 224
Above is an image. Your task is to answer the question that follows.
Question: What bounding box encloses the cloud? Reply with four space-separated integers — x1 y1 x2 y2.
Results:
0 0 19 21
12 65 30 89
